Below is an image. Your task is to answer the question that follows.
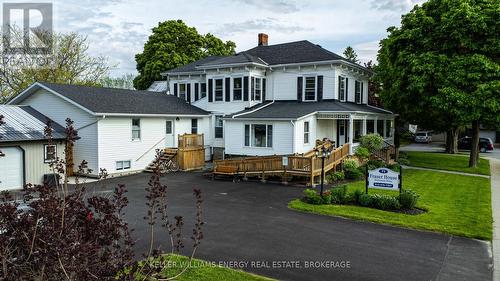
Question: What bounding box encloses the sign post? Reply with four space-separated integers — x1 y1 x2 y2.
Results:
366 167 402 193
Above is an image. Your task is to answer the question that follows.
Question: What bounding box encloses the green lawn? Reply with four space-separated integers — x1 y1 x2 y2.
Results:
149 255 275 281
289 169 492 240
405 151 490 175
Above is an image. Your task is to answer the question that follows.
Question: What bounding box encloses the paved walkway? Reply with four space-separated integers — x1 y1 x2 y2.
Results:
490 158 500 281
403 165 491 178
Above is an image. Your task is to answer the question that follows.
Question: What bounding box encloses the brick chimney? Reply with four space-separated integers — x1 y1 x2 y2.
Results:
258 33 268 46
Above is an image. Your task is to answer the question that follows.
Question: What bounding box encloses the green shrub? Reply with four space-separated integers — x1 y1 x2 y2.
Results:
359 134 384 151
372 194 401 210
398 189 419 209
352 189 364 204
303 189 322 205
398 158 410 165
330 185 348 204
366 159 385 171
387 163 401 172
344 168 364 180
326 171 345 183
355 147 370 160
343 158 359 170
359 194 373 207
321 191 332 204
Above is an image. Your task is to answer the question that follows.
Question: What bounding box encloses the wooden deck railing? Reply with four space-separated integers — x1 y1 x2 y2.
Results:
372 140 397 163
213 143 350 186
178 133 204 149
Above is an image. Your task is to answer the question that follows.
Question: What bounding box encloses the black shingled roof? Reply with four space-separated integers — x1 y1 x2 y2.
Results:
227 100 392 119
245 40 345 65
200 52 267 67
38 82 209 116
164 56 224 74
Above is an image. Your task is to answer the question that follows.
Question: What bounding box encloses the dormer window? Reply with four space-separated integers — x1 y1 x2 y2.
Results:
339 76 347 102
304 76 316 101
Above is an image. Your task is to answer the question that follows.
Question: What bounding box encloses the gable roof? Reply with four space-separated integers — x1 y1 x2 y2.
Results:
166 56 225 74
198 52 268 68
10 82 209 117
0 105 66 142
227 100 392 120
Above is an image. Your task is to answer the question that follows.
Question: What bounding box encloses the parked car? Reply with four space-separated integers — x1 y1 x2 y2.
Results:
414 131 432 143
458 137 495 153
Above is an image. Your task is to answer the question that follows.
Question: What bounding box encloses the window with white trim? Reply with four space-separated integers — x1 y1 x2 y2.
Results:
304 76 316 101
339 76 346 102
191 119 198 134
200 83 207 98
132 118 141 140
214 79 223 101
233 77 242 101
215 115 223 138
178 83 187 100
244 124 273 148
355 81 362 104
44 144 57 163
254 77 262 101
116 160 131 170
166 120 173 134
304 121 310 144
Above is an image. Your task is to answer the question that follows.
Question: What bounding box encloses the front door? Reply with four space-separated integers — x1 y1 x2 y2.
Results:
165 120 175 147
337 120 347 146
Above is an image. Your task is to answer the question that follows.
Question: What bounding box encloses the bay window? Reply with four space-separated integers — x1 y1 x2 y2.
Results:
339 76 346 102
201 83 207 98
178 83 187 100
254 78 262 101
355 81 362 104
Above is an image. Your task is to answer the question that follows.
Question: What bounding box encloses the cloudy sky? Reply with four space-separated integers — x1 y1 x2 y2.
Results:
8 0 425 76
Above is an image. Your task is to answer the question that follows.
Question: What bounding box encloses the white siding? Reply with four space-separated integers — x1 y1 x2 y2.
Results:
97 116 210 175
0 141 65 186
19 89 99 174
294 116 317 154
224 120 294 156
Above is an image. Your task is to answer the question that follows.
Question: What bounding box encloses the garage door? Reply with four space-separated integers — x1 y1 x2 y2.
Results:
0 147 23 191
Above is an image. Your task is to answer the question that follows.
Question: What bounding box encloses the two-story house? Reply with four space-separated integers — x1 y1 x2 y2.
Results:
163 34 395 156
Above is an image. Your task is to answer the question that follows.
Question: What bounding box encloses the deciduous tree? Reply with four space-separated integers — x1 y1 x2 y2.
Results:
376 0 499 166
133 20 236 90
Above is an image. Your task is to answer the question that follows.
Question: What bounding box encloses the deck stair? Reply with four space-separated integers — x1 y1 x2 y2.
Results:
371 140 398 164
145 148 178 173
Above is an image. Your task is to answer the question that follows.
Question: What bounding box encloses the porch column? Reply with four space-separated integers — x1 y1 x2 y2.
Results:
348 115 354 154
362 118 367 136
383 119 387 138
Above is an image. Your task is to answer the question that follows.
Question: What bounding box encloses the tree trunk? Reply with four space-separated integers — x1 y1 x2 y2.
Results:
445 128 459 154
469 120 480 168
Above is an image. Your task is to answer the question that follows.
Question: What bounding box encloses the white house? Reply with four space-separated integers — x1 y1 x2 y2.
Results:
6 33 396 180
8 82 210 177
162 34 395 156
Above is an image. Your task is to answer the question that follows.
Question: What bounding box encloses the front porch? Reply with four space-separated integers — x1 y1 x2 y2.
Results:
315 112 394 154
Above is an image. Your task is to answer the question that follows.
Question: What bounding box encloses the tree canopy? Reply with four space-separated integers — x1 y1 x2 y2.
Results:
133 20 236 90
0 31 110 102
343 46 359 63
376 0 499 164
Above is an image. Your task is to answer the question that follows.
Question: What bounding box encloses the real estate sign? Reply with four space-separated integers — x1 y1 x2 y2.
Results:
366 167 401 192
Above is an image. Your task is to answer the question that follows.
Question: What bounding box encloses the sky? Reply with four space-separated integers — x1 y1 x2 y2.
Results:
3 0 426 77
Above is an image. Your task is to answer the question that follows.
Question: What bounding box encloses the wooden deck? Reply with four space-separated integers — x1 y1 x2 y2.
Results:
213 143 350 186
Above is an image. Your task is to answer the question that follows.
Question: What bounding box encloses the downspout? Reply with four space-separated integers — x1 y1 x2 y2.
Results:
290 120 295 154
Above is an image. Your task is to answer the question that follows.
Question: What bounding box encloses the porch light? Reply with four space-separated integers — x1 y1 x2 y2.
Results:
314 145 332 198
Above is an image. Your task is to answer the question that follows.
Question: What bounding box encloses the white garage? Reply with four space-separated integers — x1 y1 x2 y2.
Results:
0 147 24 190
0 105 67 191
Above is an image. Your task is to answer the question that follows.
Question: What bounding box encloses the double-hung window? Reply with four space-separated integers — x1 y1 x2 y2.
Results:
254 78 262 101
178 83 187 100
116 160 131 170
200 83 207 98
303 122 310 144
132 118 141 140
191 119 198 134
215 115 223 138
44 144 57 163
339 76 346 102
214 79 223 101
355 81 362 104
233 77 242 101
304 77 316 101
244 124 273 148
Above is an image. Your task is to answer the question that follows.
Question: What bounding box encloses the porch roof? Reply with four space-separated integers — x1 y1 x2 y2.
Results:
227 100 393 120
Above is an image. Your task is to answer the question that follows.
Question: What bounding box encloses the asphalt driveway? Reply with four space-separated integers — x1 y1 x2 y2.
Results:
90 172 492 281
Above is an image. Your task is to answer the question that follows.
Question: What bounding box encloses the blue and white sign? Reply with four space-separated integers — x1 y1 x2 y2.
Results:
367 168 400 190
